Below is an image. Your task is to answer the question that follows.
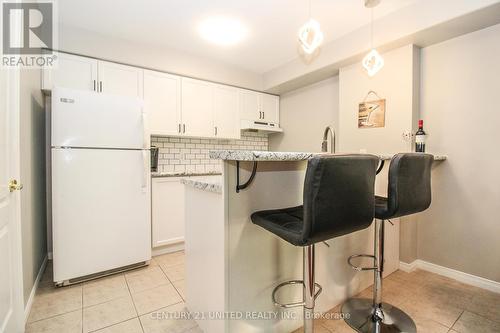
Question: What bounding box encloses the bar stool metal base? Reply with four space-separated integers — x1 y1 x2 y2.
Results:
342 298 416 333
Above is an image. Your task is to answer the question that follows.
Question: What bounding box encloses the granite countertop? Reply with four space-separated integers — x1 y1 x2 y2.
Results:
151 171 222 178
180 177 222 194
209 150 448 162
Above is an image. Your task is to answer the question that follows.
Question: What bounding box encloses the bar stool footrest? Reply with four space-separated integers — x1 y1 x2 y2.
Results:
347 254 377 271
272 280 322 308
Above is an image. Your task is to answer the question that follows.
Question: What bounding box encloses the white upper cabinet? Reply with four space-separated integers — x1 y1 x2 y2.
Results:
239 89 279 124
239 90 261 122
43 52 279 138
43 52 97 91
181 78 214 138
143 70 181 136
97 61 143 98
261 94 280 124
43 53 143 99
213 84 240 139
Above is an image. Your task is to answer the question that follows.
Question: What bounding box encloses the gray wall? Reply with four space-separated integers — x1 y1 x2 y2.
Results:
418 23 500 282
269 76 339 152
20 68 47 304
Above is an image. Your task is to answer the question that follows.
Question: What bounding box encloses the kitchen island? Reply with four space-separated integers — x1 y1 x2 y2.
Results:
183 151 446 333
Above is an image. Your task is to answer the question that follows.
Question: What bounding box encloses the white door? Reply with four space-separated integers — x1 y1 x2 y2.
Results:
214 85 240 139
0 68 24 332
98 61 143 98
43 52 98 91
51 87 146 149
52 148 151 282
261 94 280 124
152 178 185 248
181 78 214 138
143 70 181 136
239 90 260 121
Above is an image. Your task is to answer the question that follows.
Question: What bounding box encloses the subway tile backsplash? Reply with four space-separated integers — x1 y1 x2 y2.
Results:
151 132 268 174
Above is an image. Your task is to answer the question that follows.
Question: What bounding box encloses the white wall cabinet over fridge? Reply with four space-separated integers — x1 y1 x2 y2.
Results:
43 52 143 98
43 52 98 92
152 177 185 250
97 61 143 98
239 90 279 124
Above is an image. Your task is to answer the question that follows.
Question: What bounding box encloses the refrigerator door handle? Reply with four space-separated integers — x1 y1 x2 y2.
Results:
141 150 148 193
141 111 148 149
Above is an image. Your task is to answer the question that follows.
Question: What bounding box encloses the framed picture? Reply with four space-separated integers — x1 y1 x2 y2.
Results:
358 98 386 129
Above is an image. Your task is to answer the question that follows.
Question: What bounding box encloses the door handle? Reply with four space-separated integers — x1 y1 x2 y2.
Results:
93 80 96 92
99 81 103 93
183 124 186 133
141 111 148 149
141 150 148 193
9 179 23 192
214 126 218 136
178 124 181 133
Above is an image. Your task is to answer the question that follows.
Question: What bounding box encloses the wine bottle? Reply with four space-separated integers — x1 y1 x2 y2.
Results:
415 120 426 152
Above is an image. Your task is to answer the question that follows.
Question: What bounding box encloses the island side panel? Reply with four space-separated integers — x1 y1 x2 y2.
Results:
225 160 381 333
226 160 305 333
184 186 226 333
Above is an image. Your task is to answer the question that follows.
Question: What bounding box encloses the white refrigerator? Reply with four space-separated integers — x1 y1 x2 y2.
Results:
51 87 151 285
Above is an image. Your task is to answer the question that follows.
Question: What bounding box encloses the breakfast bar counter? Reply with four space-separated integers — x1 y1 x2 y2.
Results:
183 150 446 333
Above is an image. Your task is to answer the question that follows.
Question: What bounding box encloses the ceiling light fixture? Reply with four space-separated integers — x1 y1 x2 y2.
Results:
198 17 248 46
298 0 324 54
362 0 384 76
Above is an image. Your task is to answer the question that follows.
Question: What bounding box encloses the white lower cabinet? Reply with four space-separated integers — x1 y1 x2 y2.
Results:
152 177 185 248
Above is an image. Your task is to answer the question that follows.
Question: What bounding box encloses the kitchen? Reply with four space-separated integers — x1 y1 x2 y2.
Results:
2 1 500 333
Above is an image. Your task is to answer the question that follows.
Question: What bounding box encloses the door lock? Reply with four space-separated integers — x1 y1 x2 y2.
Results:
9 179 23 192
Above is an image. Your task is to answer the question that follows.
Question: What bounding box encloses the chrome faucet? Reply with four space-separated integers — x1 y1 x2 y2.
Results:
321 126 336 153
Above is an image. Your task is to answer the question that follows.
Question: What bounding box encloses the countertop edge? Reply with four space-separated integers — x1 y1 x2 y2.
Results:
180 178 222 194
209 150 448 162
152 172 222 178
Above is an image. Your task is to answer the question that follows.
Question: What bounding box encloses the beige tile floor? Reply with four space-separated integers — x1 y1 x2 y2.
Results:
26 251 199 333
294 270 500 333
26 251 500 333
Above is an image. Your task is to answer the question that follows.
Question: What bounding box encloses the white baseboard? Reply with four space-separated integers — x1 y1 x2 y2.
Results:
25 255 48 323
399 259 500 294
398 260 418 273
152 243 184 257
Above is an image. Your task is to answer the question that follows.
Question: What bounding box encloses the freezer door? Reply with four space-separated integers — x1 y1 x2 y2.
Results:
52 87 147 149
52 148 151 282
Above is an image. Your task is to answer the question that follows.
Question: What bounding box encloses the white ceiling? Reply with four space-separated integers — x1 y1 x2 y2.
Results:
59 0 418 74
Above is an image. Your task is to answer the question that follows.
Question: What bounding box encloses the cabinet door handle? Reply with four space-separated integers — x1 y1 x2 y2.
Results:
99 81 103 93
262 111 265 119
259 111 262 119
93 80 96 92
178 124 181 133
183 124 186 133
214 126 218 136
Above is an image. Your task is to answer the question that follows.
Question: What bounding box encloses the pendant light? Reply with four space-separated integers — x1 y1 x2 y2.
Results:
362 0 384 76
298 0 324 54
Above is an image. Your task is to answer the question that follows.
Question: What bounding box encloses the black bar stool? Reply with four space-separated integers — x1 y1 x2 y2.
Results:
343 153 434 333
251 154 379 333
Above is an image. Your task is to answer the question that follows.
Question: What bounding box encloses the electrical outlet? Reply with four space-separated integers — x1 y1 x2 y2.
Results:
402 131 413 142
